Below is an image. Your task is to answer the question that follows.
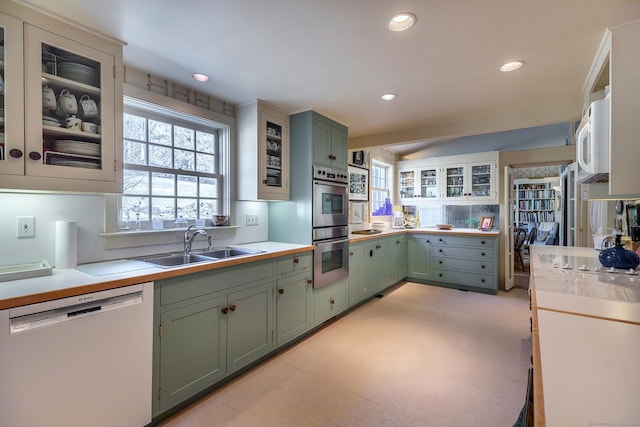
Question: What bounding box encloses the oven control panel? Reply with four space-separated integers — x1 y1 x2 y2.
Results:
313 165 349 184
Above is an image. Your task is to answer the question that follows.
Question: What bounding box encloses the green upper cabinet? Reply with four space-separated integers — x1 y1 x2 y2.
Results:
308 112 348 170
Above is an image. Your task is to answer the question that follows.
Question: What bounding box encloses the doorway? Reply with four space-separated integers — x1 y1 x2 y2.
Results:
507 164 566 289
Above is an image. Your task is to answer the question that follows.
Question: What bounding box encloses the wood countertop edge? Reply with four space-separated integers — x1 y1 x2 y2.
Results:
530 291 546 427
0 246 314 310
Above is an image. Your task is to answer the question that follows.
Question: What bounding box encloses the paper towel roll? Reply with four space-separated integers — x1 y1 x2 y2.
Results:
55 221 77 269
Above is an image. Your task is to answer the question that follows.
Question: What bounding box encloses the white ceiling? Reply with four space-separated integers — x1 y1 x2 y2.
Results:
15 0 640 155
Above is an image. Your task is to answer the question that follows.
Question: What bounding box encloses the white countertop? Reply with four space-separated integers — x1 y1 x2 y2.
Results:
531 245 640 426
0 242 312 310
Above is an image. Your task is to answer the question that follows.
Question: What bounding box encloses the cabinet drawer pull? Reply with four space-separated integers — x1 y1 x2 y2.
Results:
293 258 299 264
481 265 485 269
481 240 486 245
9 149 23 159
278 288 284 294
376 245 382 249
481 252 485 256
221 307 229 314
439 249 443 253
396 241 401 244
439 238 443 242
369 250 374 257
426 240 430 243
438 273 443 277
229 304 237 311
481 279 486 283
439 260 443 264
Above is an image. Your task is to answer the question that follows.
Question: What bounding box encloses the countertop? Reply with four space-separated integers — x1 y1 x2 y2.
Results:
0 242 313 310
530 245 640 426
348 227 500 242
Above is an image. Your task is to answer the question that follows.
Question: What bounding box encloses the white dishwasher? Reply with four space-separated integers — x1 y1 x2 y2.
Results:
0 282 153 427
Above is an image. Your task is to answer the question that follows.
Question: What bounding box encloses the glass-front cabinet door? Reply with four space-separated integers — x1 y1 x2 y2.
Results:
259 108 289 199
469 163 493 197
398 169 415 200
23 24 116 182
0 13 25 176
444 164 465 199
419 167 439 199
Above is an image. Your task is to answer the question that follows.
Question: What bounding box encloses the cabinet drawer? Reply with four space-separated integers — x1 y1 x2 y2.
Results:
432 245 494 260
160 261 273 306
432 268 496 290
276 253 312 276
314 278 348 325
432 235 494 248
433 257 494 274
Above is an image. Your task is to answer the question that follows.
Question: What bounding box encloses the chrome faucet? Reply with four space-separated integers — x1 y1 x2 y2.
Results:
184 224 208 253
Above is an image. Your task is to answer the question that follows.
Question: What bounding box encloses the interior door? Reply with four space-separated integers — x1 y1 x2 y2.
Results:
503 166 515 290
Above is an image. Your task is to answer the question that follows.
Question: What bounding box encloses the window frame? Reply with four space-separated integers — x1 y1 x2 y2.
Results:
102 88 233 246
371 160 392 216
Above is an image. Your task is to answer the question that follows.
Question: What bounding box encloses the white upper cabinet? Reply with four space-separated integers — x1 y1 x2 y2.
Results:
0 3 123 193
581 20 640 197
237 100 290 200
397 151 499 204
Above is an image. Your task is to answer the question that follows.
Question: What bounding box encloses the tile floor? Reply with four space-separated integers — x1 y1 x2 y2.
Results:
156 282 532 427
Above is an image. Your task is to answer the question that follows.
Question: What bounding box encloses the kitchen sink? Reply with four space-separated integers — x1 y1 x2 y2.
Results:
142 248 265 267
196 248 265 259
143 253 216 267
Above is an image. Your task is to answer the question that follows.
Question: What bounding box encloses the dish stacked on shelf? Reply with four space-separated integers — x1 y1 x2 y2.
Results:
53 139 100 157
56 62 100 87
47 139 101 169
43 115 62 127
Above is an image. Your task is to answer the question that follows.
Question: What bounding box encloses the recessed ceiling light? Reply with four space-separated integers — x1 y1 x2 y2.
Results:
192 73 211 82
499 61 524 72
381 93 397 101
387 13 416 31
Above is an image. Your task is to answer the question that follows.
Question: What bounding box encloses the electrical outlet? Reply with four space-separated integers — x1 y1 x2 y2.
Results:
246 213 259 226
17 216 35 238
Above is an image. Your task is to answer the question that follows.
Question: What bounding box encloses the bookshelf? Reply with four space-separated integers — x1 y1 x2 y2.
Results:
513 178 560 228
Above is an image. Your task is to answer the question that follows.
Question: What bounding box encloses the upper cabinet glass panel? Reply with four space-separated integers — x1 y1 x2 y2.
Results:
24 24 116 182
265 120 283 188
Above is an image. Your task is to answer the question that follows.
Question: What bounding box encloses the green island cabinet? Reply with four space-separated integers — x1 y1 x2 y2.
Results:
431 234 498 294
407 234 433 281
348 234 408 306
153 261 274 415
290 110 348 171
275 253 314 346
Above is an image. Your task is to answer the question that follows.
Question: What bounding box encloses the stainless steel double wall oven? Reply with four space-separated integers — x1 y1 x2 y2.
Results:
312 165 349 289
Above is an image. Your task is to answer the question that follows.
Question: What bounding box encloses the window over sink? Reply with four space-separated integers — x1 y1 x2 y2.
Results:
117 97 229 230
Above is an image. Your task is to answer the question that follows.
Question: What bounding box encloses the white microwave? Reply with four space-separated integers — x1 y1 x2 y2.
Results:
576 97 609 183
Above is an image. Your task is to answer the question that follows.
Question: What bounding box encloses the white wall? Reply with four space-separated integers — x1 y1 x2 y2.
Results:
0 193 268 267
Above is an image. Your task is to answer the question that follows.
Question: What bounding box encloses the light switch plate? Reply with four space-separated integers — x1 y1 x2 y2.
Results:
246 214 259 226
17 216 35 238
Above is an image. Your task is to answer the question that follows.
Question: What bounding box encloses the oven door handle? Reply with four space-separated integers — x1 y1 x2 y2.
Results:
314 237 349 246
313 180 348 188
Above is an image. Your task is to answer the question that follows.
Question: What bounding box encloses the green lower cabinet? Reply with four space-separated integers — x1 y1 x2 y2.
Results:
276 271 313 346
395 235 408 280
407 234 432 281
158 295 227 413
314 277 349 325
226 281 274 372
348 241 378 306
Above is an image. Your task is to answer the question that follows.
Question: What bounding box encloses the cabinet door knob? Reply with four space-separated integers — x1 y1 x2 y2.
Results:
439 260 443 264
438 273 443 277
439 249 443 253
29 152 42 161
396 241 401 244
481 252 485 256
229 304 237 311
307 279 312 285
221 307 229 314
481 279 486 283
349 252 354 256
293 258 299 264
481 265 485 269
426 240 430 243
278 288 284 294
439 238 443 242
262 179 268 184
9 149 24 159
481 241 486 245
369 249 373 257
330 298 335 305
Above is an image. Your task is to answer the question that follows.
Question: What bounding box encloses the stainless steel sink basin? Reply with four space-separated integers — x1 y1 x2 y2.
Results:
142 248 265 267
197 248 265 259
143 253 215 267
